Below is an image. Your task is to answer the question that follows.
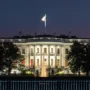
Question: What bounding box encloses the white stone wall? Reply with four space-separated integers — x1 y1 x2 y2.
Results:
15 42 73 69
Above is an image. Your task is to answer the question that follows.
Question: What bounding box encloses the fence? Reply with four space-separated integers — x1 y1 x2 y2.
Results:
0 76 90 90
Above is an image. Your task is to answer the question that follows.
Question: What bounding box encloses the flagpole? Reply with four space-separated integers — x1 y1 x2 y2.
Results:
45 14 46 34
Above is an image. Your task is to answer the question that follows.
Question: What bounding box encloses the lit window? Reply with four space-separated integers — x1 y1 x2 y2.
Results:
65 60 68 67
30 59 34 68
65 49 69 54
22 48 25 54
44 48 47 54
21 59 25 66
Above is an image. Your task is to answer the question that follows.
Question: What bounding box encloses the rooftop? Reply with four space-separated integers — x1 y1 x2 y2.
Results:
0 34 89 43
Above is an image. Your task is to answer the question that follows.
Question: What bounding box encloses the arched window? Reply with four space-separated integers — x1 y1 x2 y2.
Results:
65 49 69 54
51 48 53 53
57 48 60 54
37 48 39 53
44 48 47 54
22 48 25 54
65 60 68 67
30 59 34 68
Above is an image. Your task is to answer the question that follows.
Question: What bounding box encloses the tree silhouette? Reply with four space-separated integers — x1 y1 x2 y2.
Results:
81 43 90 75
67 41 90 76
0 42 22 75
67 41 84 75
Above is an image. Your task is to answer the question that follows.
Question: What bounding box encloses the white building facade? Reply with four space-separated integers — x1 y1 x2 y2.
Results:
0 36 89 72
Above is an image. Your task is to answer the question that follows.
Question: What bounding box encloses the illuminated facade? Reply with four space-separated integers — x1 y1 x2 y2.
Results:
0 36 89 73
16 38 72 69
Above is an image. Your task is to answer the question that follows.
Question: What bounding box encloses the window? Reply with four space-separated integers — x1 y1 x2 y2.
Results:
37 48 39 53
30 59 34 67
21 59 25 66
44 48 47 54
65 49 69 54
51 48 53 53
44 59 46 61
31 48 33 52
22 48 25 54
65 60 68 67
57 48 60 54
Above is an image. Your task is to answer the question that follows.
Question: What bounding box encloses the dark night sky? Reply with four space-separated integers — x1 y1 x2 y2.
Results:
0 0 90 38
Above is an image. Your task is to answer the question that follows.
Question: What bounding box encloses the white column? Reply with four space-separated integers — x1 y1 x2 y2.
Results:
25 45 29 67
48 45 50 67
55 45 57 67
28 45 30 68
62 46 65 67
40 45 42 67
28 45 30 67
29 46 32 68
60 45 62 67
34 45 35 67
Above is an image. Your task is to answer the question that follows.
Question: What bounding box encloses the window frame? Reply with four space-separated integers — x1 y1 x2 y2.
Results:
44 48 47 54
51 48 53 53
65 48 69 54
37 48 39 53
22 48 25 55
57 48 60 54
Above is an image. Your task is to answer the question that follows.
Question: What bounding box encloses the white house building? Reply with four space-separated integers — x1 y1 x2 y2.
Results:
0 35 89 74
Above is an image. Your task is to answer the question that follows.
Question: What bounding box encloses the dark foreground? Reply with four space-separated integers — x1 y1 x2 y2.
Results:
0 75 90 90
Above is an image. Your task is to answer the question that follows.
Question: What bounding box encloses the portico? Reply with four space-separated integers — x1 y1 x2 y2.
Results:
23 43 69 71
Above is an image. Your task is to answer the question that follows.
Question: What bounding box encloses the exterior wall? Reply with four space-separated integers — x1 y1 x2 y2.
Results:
3 37 89 69
16 42 72 69
0 37 89 75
